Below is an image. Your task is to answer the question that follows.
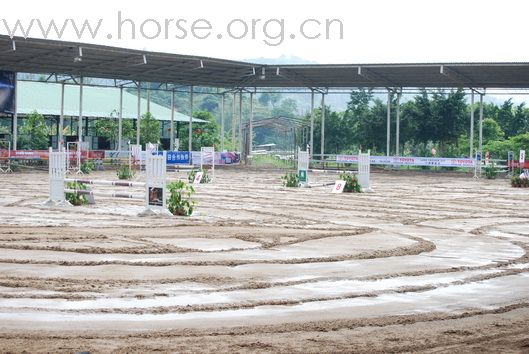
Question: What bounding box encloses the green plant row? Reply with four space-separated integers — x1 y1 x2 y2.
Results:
281 172 299 187
339 172 362 193
511 175 529 188
188 169 211 184
65 181 89 206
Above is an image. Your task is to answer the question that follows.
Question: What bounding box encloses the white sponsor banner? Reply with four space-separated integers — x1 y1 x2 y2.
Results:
336 155 475 168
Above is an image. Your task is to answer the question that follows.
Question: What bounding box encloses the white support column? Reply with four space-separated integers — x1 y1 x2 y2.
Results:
147 87 151 113
310 90 315 158
470 90 475 158
320 93 325 158
220 93 225 151
136 83 141 145
78 77 83 143
118 86 123 151
479 93 484 156
249 91 254 157
12 74 17 150
239 91 243 154
59 82 65 149
232 92 236 147
170 90 175 151
396 90 401 156
188 86 194 153
386 89 391 156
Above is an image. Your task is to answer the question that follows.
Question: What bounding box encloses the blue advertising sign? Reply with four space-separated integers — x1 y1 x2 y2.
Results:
165 151 190 164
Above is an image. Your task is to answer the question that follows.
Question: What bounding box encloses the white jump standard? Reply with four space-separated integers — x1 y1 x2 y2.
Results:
45 148 171 215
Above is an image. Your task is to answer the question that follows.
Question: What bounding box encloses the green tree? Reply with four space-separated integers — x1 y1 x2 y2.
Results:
94 110 135 149
258 92 281 109
178 110 220 151
18 110 49 149
272 98 298 117
140 112 161 147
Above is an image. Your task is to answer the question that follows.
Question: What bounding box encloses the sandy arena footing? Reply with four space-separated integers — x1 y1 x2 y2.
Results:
0 168 528 353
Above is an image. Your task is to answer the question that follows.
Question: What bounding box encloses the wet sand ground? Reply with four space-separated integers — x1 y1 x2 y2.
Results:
0 167 528 353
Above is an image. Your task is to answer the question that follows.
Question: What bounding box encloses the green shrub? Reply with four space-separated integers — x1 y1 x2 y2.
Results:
483 162 498 180
65 181 88 206
340 172 362 193
511 175 529 188
281 172 299 187
188 168 211 184
80 160 95 174
117 164 135 180
167 180 196 216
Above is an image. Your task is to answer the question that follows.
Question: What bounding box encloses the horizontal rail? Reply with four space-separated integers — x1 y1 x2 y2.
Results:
64 189 144 200
64 178 146 187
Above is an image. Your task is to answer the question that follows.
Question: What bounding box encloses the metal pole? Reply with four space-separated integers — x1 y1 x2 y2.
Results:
320 93 325 158
220 93 225 151
479 93 484 156
310 90 314 157
79 77 83 142
239 90 243 154
170 90 175 151
118 86 123 151
188 85 193 153
232 92 236 147
470 90 474 158
386 89 391 156
249 91 254 157
147 88 151 113
12 73 17 150
396 90 401 156
136 83 141 145
59 82 65 149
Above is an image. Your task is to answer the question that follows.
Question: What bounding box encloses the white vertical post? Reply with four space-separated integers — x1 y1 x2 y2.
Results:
232 92 236 147
147 87 151 113
310 90 315 159
220 93 225 151
78 77 83 143
396 90 401 157
479 93 484 157
188 86 194 154
239 90 243 154
470 90 475 158
170 90 175 151
137 83 141 146
358 149 372 192
320 93 325 158
479 92 484 177
12 73 17 150
386 89 391 156
118 86 123 151
249 91 254 157
59 82 65 149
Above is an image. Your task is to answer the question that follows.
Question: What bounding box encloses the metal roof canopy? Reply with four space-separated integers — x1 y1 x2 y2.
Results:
2 35 529 90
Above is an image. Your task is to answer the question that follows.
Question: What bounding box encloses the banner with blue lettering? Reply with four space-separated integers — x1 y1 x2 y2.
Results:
165 151 190 164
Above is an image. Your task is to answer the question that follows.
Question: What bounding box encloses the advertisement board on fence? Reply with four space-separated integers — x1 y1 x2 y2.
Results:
2 150 105 160
336 155 475 168
0 71 15 114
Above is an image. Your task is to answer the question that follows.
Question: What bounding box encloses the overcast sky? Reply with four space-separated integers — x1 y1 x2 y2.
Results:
2 0 529 64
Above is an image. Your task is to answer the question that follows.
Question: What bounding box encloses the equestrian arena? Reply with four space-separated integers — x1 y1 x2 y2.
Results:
0 167 528 353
